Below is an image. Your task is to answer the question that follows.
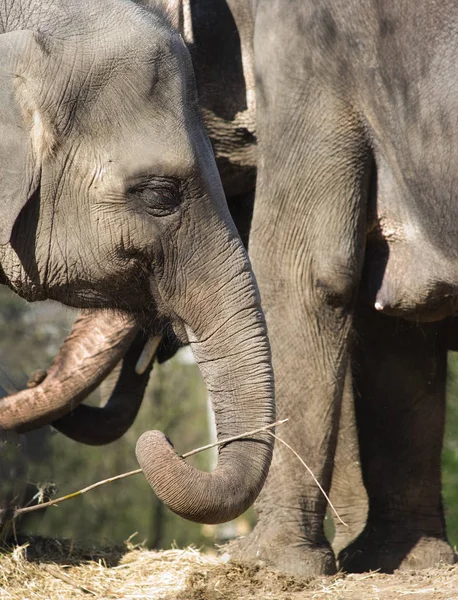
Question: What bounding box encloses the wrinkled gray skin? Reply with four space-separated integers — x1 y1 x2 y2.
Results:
50 0 366 563
0 0 276 526
170 0 365 569
50 0 458 576
2 0 259 444
48 0 259 444
228 0 458 576
10 0 367 561
328 369 367 558
7 0 454 576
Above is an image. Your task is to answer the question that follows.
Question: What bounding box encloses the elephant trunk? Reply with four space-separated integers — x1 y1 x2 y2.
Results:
136 236 276 524
51 331 155 445
0 309 138 432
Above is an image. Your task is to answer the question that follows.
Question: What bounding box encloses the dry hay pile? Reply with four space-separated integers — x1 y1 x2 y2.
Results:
1 537 458 600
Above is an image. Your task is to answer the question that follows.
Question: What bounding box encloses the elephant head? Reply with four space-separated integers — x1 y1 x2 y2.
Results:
0 1 275 524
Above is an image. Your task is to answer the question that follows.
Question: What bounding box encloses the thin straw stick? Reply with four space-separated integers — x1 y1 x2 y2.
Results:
3 417 348 529
268 431 348 527
7 419 288 519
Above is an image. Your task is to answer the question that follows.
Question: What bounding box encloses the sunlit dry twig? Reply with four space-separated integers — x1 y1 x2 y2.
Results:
5 419 288 519
2 416 348 528
268 431 348 527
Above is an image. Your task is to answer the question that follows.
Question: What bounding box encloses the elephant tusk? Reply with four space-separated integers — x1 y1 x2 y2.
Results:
135 336 161 375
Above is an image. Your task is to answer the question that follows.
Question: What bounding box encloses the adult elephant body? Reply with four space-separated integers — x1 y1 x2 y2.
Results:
40 0 456 574
186 0 366 566
229 0 458 576
5 0 366 556
0 0 275 526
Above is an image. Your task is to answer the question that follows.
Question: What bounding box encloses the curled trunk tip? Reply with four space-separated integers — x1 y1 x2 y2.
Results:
135 428 273 524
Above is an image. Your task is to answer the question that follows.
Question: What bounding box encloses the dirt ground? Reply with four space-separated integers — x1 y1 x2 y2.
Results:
1 537 458 600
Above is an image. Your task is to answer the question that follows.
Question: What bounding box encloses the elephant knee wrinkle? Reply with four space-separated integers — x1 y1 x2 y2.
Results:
314 271 358 309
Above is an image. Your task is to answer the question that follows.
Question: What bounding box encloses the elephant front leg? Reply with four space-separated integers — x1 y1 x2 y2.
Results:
339 304 455 572
228 210 365 576
224 41 370 574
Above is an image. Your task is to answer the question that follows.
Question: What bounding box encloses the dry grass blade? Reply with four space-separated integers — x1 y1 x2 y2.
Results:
181 417 289 458
2 418 349 528
268 431 348 527
3 541 458 600
5 418 288 520
42 564 98 596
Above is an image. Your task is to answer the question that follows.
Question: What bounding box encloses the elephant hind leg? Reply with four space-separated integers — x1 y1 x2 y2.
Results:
339 302 455 573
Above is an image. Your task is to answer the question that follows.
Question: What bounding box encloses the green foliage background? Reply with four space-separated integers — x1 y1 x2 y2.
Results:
442 352 458 549
1 285 458 550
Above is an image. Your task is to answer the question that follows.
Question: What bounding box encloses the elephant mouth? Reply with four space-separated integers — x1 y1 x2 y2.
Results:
44 279 182 337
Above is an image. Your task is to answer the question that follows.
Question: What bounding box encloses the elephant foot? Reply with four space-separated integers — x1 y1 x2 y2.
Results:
223 523 336 577
338 526 456 573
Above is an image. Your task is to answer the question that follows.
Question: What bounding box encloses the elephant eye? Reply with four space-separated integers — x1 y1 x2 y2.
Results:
128 177 181 217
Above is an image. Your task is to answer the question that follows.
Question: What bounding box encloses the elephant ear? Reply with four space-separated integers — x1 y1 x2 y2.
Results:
0 30 44 246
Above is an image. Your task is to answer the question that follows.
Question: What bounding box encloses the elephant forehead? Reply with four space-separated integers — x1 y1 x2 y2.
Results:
32 10 194 139
114 149 195 183
87 136 196 189
76 43 198 156
96 32 187 97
